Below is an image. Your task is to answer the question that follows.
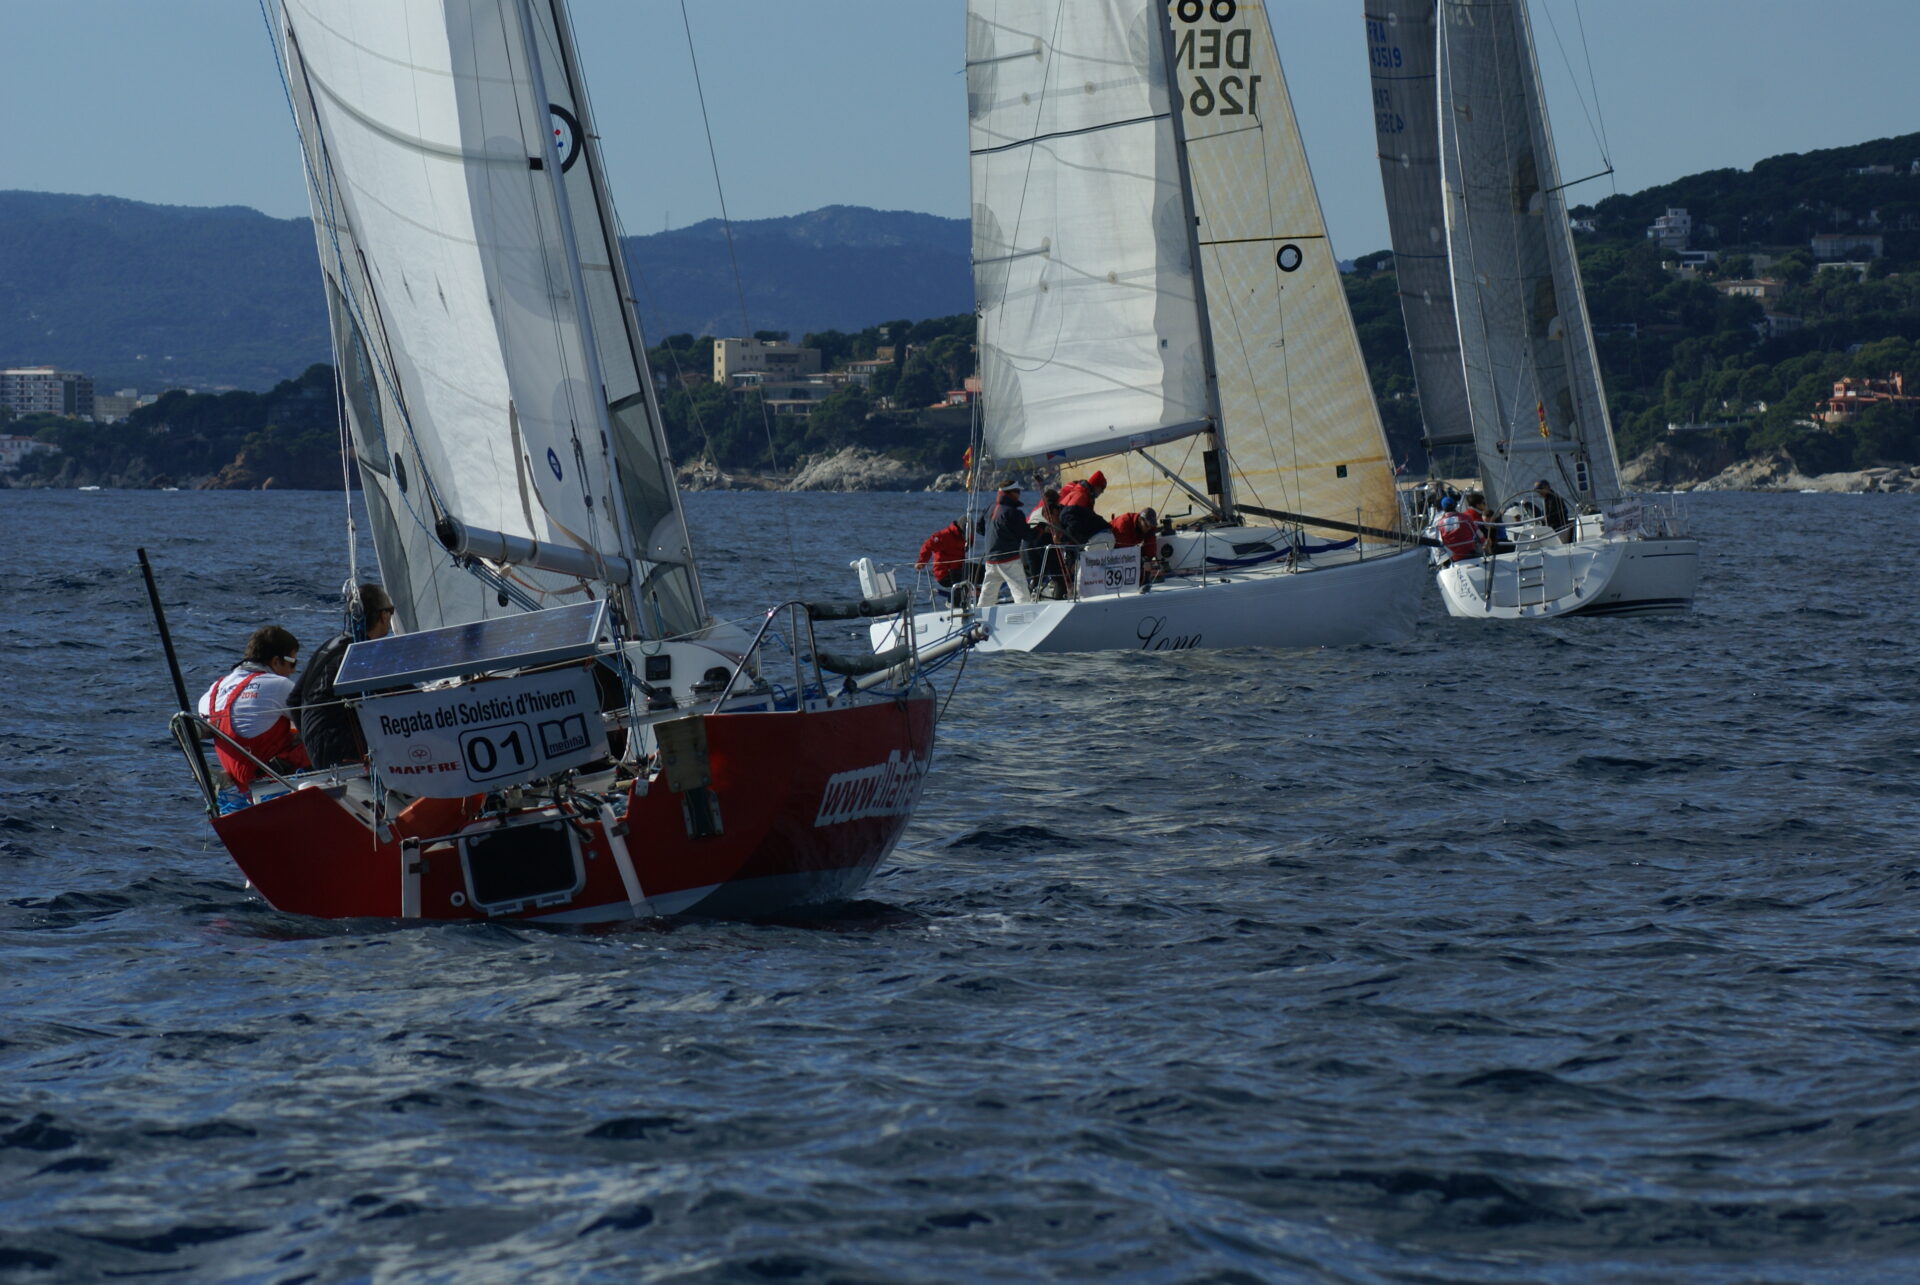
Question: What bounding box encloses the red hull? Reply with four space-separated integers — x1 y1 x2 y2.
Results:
212 694 937 922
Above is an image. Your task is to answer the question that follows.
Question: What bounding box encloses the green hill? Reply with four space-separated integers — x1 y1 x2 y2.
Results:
1346 131 1920 477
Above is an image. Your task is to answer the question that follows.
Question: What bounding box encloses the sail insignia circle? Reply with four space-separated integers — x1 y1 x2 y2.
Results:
548 104 581 173
1275 243 1303 272
547 448 564 481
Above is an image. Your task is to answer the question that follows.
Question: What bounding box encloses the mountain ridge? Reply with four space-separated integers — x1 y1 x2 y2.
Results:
0 191 969 391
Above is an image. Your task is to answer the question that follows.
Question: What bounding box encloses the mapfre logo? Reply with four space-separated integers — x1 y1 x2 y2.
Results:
813 751 927 828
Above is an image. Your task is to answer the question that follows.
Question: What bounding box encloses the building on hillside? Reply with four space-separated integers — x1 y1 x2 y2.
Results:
1810 231 1883 260
1 367 94 419
1713 278 1785 303
712 337 821 385
942 375 983 407
1646 208 1693 250
1754 312 1803 340
1818 373 1915 424
92 388 156 422
843 357 893 386
0 435 57 472
730 372 848 417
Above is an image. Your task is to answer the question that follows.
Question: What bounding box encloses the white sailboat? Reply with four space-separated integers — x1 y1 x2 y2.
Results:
1368 0 1700 618
159 0 974 923
861 0 1427 656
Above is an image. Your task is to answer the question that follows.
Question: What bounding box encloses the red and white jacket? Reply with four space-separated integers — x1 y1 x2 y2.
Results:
198 665 307 788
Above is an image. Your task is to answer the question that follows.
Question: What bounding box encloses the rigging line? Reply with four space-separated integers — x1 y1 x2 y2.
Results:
677 0 799 581
259 1 360 585
969 111 1171 157
1570 0 1615 196
1537 0 1609 173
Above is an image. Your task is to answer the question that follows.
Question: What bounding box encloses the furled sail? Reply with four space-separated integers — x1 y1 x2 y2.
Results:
1366 0 1473 452
1437 0 1621 505
270 0 705 637
966 0 1212 470
1068 2 1402 539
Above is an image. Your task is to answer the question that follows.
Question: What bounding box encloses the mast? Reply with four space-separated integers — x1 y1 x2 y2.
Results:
1155 1 1234 521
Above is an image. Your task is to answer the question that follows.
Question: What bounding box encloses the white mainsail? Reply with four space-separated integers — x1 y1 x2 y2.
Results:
1367 1 1473 453
270 0 704 637
1436 0 1622 505
966 0 1212 470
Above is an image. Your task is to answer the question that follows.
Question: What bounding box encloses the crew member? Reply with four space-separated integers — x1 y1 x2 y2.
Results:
1026 488 1070 598
198 625 310 790
976 480 1034 604
1058 469 1107 513
1534 479 1572 544
292 584 395 770
1056 469 1111 549
915 517 972 604
1434 495 1480 563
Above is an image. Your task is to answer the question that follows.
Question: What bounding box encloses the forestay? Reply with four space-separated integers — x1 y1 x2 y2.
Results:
967 0 1212 470
1366 1 1473 452
1437 0 1622 506
270 0 704 638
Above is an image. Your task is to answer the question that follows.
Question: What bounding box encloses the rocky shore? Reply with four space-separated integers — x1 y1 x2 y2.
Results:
676 445 965 494
1620 440 1920 494
10 441 1916 495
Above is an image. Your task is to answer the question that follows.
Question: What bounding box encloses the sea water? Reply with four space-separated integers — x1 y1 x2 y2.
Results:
2 487 1918 1282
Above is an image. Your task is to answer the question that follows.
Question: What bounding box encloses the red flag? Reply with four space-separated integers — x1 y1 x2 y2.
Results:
1537 400 1549 438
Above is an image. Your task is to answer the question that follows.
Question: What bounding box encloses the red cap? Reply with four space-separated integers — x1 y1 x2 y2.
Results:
1089 470 1107 489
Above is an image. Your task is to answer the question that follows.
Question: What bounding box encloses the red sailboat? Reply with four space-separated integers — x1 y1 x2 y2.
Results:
159 0 975 923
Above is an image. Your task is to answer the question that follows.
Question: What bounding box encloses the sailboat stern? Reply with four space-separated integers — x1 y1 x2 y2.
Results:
207 692 938 924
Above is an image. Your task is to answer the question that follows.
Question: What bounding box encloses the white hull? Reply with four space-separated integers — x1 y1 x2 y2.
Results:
1437 532 1700 619
876 545 1427 655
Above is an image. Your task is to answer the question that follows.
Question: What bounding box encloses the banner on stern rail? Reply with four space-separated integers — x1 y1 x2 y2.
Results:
355 666 606 797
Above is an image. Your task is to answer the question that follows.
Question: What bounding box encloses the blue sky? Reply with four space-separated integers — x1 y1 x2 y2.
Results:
4 2 1917 259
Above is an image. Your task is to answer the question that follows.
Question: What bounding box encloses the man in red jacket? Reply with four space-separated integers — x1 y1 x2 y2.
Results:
916 517 971 603
1058 469 1107 512
1434 495 1480 563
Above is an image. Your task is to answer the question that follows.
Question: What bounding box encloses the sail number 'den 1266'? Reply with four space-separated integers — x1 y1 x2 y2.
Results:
1170 5 1261 119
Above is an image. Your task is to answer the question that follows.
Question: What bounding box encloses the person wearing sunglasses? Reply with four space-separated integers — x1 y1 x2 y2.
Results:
197 624 311 793
291 583 396 770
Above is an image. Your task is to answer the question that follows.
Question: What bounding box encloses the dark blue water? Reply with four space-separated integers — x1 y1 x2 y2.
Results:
4 487 1918 1283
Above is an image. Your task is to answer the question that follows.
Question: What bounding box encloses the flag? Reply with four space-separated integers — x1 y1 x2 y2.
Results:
961 445 973 471
1537 400 1549 439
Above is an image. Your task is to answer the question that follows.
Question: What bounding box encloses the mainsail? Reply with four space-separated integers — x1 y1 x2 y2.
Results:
270 0 704 637
1434 0 1622 505
966 0 1213 471
1366 1 1473 452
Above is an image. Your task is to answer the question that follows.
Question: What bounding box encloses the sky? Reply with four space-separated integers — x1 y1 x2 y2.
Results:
4 1 1918 261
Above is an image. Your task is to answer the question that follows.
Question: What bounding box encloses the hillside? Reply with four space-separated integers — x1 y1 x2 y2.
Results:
0 192 968 391
1347 131 1920 478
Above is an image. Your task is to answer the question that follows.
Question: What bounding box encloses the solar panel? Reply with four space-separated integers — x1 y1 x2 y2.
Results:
334 600 610 696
